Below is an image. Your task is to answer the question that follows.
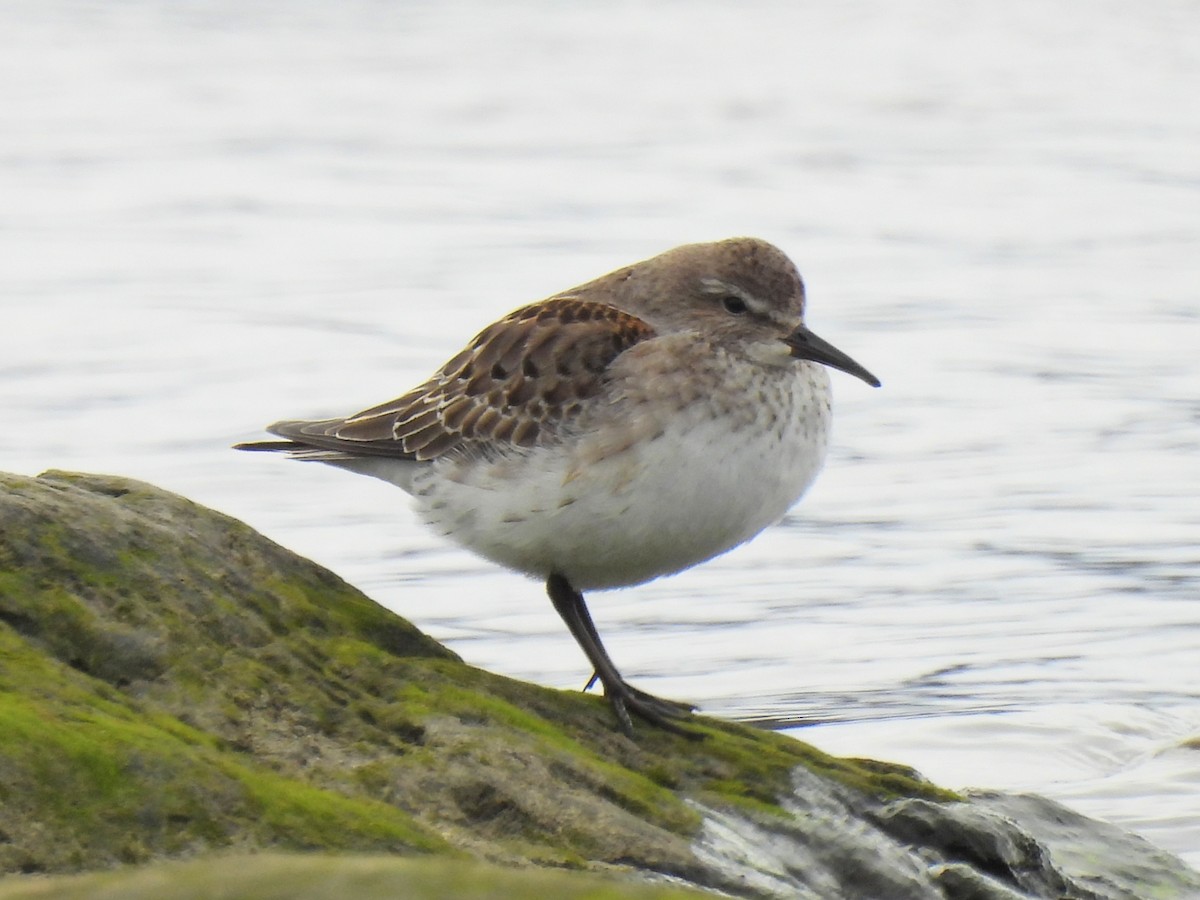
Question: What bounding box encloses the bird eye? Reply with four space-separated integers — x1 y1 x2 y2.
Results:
722 295 749 315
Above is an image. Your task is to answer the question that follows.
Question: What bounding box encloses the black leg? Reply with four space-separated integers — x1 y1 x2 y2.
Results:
573 591 694 714
546 573 701 739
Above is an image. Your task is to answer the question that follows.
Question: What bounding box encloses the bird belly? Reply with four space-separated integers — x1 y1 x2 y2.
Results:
410 376 831 590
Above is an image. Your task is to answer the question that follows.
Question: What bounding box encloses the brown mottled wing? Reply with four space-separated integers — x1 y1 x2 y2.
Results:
259 298 656 461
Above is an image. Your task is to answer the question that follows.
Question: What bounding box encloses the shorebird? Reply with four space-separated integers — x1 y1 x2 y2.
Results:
236 237 880 737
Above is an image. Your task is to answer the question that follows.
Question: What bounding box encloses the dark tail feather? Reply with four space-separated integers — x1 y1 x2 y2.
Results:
232 441 299 453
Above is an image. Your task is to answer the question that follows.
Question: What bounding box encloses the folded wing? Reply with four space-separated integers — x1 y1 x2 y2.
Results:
235 298 657 463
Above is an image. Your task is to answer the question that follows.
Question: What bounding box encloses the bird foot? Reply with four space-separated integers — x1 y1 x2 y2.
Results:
595 677 703 740
584 673 695 711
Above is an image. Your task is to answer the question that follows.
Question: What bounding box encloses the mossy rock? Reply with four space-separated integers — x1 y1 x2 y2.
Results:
0 853 710 900
1 471 1195 899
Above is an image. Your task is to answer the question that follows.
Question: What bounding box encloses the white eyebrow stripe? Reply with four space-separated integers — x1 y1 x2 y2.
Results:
699 278 743 296
699 279 767 312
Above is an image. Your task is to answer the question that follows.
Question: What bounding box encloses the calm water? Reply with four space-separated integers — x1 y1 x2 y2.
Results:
3 0 1198 867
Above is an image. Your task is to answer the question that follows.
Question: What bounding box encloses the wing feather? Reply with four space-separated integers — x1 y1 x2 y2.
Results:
246 298 656 462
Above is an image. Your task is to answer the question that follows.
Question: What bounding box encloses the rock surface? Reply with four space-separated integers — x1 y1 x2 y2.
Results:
0 854 707 900
0 470 1196 899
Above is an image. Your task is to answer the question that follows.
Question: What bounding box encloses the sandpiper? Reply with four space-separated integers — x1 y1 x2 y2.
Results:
236 237 880 737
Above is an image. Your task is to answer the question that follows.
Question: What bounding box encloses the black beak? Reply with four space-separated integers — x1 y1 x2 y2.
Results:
784 325 881 387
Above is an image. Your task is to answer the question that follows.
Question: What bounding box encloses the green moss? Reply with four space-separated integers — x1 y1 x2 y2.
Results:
376 659 703 835
234 769 446 853
0 854 711 900
0 627 446 871
688 718 960 809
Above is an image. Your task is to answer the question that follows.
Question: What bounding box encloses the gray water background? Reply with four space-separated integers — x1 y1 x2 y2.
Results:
3 0 1198 866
